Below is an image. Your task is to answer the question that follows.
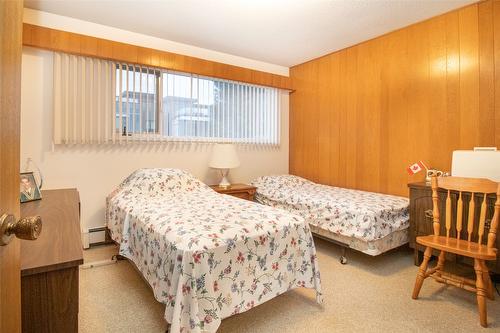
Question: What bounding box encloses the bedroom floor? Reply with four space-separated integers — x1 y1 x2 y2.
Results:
79 239 500 333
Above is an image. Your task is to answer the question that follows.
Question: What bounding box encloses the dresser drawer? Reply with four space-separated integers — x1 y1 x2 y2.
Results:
209 184 256 202
228 192 253 200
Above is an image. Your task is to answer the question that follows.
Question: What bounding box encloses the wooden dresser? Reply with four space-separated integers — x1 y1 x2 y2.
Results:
209 184 256 201
408 182 499 273
20 189 83 333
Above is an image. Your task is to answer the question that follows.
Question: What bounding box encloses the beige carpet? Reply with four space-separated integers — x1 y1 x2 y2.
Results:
79 240 500 332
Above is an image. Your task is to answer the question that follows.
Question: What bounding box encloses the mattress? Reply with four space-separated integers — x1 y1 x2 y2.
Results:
252 175 410 255
106 169 322 333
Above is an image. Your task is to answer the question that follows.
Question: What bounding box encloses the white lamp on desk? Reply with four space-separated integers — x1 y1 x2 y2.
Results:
209 144 240 188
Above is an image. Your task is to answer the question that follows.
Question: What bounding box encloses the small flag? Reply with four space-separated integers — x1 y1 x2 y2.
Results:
407 161 426 175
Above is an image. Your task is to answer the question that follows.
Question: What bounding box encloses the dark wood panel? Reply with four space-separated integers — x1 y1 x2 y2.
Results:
20 189 83 276
21 267 79 333
22 23 291 90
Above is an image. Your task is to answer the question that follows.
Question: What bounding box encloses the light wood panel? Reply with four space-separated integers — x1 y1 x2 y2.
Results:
479 0 495 148
495 0 500 148
0 0 23 332
290 0 500 197
22 23 291 90
317 55 332 184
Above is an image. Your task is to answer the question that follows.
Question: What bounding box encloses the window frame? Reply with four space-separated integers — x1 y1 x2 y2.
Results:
115 64 162 137
114 65 280 144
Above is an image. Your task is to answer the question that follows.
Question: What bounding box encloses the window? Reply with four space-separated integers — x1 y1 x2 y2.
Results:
54 53 280 145
115 64 160 136
115 66 280 144
162 72 280 144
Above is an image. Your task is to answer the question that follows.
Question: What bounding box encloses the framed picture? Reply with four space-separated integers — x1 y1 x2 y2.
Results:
20 172 42 203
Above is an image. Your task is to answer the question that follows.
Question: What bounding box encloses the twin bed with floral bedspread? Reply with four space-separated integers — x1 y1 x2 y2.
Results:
251 175 410 261
105 169 322 333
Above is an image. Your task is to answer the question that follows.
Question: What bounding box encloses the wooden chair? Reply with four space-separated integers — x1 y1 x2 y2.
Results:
412 176 500 328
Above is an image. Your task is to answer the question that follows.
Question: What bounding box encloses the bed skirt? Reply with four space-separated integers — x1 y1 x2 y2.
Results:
309 225 409 256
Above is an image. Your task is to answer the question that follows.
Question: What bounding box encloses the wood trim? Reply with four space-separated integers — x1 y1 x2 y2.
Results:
22 23 291 90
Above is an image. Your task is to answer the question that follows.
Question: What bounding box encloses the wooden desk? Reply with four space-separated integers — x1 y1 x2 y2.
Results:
408 182 499 273
20 189 83 333
209 184 257 201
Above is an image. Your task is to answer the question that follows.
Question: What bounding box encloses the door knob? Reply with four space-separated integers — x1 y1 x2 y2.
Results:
0 213 42 246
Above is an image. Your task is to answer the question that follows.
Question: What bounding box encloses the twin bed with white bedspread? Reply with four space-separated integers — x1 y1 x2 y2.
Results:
105 169 322 333
251 175 410 257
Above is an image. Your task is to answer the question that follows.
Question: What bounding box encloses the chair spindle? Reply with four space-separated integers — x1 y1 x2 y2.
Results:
468 193 475 242
456 192 463 240
446 190 451 238
478 193 487 245
432 177 440 236
487 192 500 248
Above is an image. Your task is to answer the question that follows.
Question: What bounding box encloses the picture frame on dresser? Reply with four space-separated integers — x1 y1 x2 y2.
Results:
20 172 42 203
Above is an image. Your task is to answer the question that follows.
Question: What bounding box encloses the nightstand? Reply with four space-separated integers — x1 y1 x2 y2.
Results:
209 183 256 201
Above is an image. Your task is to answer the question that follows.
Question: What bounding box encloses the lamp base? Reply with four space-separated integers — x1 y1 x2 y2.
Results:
218 169 231 188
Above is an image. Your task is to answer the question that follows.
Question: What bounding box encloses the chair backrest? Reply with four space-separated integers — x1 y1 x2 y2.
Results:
431 176 500 248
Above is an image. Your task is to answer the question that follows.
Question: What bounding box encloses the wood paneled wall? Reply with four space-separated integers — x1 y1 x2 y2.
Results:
22 23 291 90
290 0 500 197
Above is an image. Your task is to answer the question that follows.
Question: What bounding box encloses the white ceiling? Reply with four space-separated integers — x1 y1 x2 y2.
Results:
24 0 477 67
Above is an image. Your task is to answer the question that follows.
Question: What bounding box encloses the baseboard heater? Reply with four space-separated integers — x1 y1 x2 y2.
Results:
82 226 114 249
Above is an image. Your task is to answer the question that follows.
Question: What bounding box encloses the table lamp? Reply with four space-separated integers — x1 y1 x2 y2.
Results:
209 144 240 188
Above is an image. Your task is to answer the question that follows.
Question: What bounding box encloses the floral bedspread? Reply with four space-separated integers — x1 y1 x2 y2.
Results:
251 175 409 242
105 169 322 333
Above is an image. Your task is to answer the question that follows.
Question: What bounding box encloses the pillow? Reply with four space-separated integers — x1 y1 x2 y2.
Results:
251 174 311 191
118 168 209 197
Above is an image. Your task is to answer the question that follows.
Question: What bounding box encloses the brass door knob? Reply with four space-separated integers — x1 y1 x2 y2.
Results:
0 213 42 246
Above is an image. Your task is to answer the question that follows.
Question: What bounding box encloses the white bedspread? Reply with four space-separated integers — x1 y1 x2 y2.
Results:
106 169 322 333
252 175 409 243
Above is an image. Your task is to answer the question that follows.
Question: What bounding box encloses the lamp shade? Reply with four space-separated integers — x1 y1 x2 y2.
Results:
209 144 240 169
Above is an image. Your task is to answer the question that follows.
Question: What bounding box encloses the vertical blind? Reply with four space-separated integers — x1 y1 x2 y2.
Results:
53 52 115 144
162 71 280 144
53 52 281 145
